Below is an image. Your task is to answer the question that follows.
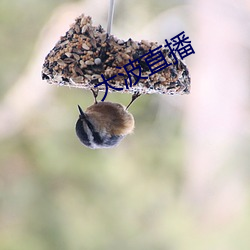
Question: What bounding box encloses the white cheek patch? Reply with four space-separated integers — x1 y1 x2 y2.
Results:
83 122 95 146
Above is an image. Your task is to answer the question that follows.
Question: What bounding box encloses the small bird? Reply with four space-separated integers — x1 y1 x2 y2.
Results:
75 90 140 149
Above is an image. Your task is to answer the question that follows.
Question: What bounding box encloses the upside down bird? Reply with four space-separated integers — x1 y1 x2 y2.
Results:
75 91 140 149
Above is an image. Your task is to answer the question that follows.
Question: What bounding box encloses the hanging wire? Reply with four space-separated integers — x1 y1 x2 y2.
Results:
107 0 115 34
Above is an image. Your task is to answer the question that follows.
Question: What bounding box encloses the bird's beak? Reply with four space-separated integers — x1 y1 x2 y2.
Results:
77 105 86 119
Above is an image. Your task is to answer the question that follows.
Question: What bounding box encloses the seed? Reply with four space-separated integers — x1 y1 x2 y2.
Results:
100 33 107 43
94 58 101 65
63 58 75 64
68 29 74 36
81 25 88 34
72 76 83 83
118 39 124 45
151 44 158 50
116 55 123 63
88 29 94 38
82 43 90 50
87 51 94 55
83 69 92 74
65 52 72 58
132 41 138 50
74 66 83 75
75 24 80 34
57 59 67 66
92 74 101 79
141 40 150 47
85 60 94 65
72 53 80 60
90 38 97 48
80 18 87 26
85 74 91 80
125 48 132 53
122 54 130 60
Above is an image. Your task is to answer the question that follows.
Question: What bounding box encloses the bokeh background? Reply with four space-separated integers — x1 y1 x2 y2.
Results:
1 0 250 249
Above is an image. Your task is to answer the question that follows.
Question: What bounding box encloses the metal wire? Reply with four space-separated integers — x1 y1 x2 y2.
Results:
107 0 115 34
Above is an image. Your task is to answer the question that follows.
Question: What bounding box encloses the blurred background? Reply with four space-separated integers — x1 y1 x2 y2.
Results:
1 0 250 249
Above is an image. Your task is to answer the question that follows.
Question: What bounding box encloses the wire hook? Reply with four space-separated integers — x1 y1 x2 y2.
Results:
107 0 115 34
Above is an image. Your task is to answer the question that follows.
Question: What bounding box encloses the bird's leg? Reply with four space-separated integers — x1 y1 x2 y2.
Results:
126 92 141 110
91 89 99 104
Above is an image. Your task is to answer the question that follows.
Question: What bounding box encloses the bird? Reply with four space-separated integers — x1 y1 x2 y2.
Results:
75 90 140 149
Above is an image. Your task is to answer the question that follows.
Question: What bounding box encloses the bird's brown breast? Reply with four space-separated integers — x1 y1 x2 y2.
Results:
86 102 134 135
